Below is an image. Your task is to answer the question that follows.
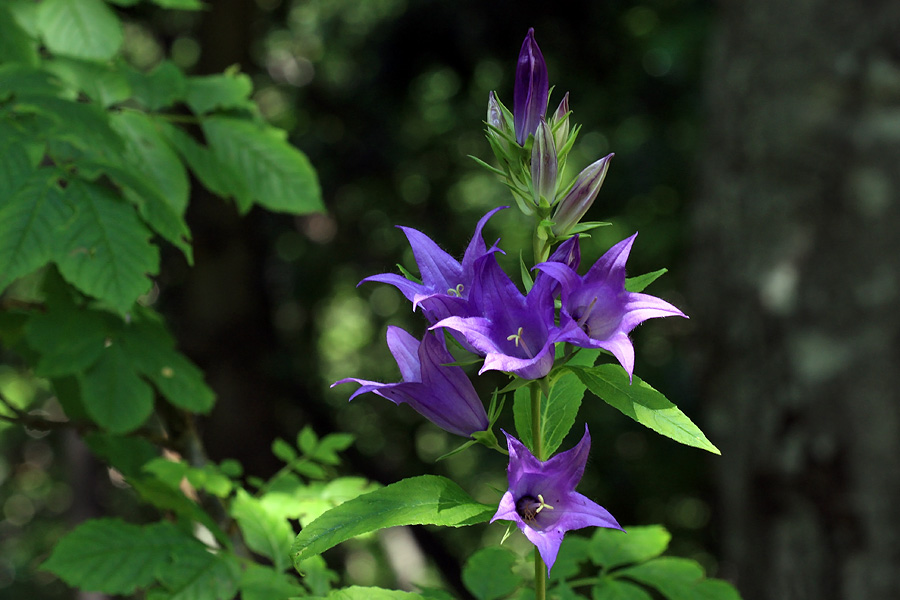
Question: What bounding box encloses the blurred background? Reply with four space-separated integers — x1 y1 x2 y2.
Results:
2 0 899 599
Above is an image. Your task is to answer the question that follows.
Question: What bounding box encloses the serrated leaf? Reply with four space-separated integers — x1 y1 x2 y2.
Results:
462 547 519 600
291 475 494 565
202 116 323 214
0 170 70 292
54 178 159 314
25 303 111 377
17 95 124 160
513 349 599 457
592 578 653 600
589 525 671 569
239 564 304 600
618 557 706 600
0 5 38 65
36 0 123 61
155 542 241 600
41 519 194 594
569 364 720 454
231 489 294 572
44 56 131 107
186 71 253 114
80 344 154 433
124 60 187 111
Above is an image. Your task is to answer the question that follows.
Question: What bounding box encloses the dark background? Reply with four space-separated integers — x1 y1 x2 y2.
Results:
3 1 899 599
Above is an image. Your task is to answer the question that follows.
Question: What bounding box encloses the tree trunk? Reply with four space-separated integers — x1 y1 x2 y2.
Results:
689 1 900 599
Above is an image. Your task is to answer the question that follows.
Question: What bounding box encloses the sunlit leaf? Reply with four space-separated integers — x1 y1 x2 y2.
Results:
462 547 519 600
36 0 123 61
589 525 671 569
230 489 294 572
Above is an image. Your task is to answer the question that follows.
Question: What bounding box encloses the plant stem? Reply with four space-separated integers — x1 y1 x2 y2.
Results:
534 548 547 600
531 382 547 599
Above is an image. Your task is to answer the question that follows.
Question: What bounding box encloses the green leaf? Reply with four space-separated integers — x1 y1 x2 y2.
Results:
41 518 195 594
239 564 304 600
155 542 241 600
549 536 591 582
462 547 520 600
618 557 705 600
54 177 159 314
625 269 667 293
0 169 70 292
80 344 155 433
152 0 206 9
186 71 253 114
25 303 111 377
84 432 158 478
124 60 187 111
592 578 653 600
230 489 294 572
36 0 123 61
202 116 324 214
589 525 671 569
43 56 131 107
569 364 720 454
513 349 599 457
291 475 494 565
0 63 64 100
0 5 38 65
17 95 124 160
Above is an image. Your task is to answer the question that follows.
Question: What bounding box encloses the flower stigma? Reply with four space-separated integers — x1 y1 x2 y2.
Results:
515 494 555 525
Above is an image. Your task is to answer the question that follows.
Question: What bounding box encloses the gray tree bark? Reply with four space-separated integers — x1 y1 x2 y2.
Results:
689 1 900 599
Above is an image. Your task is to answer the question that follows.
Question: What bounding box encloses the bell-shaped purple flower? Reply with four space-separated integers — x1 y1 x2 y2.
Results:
492 426 622 574
361 207 506 325
535 233 687 378
332 327 489 438
514 28 549 146
431 252 558 380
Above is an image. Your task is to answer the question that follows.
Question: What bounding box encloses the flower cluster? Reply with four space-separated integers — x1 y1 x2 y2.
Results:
334 28 686 576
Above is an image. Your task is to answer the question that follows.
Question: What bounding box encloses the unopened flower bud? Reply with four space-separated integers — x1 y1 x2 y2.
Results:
552 153 613 236
487 91 505 132
531 118 557 205
514 28 549 146
551 92 570 150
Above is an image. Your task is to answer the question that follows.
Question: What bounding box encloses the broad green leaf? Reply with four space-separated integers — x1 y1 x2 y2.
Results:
83 432 158 478
0 64 64 99
36 0 123 61
239 564 304 600
513 349 599 457
203 116 324 214
592 579 653 600
17 95 124 161
152 0 206 9
0 170 72 292
41 518 194 594
44 56 131 107
80 344 154 433
291 475 494 565
569 364 720 454
462 547 519 600
0 122 38 195
230 489 294 572
549 536 591 582
589 525 671 569
159 121 252 204
117 310 215 413
0 5 38 65
25 303 111 377
124 60 187 110
625 268 667 293
155 542 241 600
186 71 253 114
618 557 705 600
54 178 159 314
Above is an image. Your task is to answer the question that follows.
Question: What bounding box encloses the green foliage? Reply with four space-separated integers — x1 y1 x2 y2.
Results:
462 547 520 600
568 364 720 454
291 475 496 566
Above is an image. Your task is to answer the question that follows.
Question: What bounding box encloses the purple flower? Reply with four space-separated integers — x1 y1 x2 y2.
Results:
332 327 488 438
492 426 622 573
535 233 687 378
361 207 506 324
551 153 614 237
514 28 549 146
431 253 558 380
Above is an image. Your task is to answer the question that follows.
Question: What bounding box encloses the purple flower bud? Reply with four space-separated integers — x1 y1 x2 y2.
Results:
531 118 557 205
487 91 505 132
552 153 614 236
550 92 570 151
514 28 549 146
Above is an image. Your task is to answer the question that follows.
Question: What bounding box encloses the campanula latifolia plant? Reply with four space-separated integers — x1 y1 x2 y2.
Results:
317 27 743 600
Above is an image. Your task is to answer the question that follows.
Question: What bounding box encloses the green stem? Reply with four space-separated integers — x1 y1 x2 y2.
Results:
530 382 547 599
